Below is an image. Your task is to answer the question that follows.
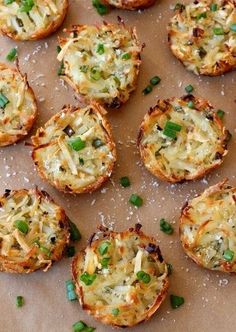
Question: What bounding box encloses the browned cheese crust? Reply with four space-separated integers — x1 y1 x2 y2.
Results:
103 0 156 10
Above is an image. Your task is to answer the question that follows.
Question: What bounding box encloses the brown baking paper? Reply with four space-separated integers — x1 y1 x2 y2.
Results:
1 0 236 331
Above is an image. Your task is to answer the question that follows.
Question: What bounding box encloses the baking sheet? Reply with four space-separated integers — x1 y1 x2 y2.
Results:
1 0 236 331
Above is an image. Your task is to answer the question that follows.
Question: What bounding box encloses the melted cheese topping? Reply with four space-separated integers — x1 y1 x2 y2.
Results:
57 24 141 107
180 182 236 272
75 231 168 327
168 0 236 75
0 189 68 272
0 64 37 146
139 97 228 182
32 104 116 193
0 0 67 40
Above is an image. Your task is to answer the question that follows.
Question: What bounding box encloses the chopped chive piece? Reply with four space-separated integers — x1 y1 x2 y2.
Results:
66 280 77 301
56 45 61 53
68 137 86 151
112 308 120 316
19 0 34 12
185 84 194 93
80 65 88 73
122 52 131 60
90 68 101 81
79 158 84 165
80 272 97 286
92 138 104 148
129 194 143 207
120 176 131 188
170 294 184 309
230 24 236 32
97 43 105 55
4 0 15 4
57 62 65 76
99 241 110 255
216 109 225 119
66 246 76 257
163 127 177 139
174 3 185 11
14 220 29 234
213 27 224 35
6 47 17 61
136 271 151 284
165 121 182 132
150 76 161 86
39 245 51 256
72 321 95 332
92 0 109 15
142 85 153 95
68 221 81 242
16 296 24 308
210 3 217 11
223 249 234 261
197 12 207 20
160 218 174 235
167 263 173 276
187 100 194 109
100 257 110 268
0 92 9 109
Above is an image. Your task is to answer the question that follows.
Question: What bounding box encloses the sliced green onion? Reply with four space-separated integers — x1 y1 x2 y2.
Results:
185 84 194 93
167 263 173 276
129 194 143 207
39 245 51 257
210 3 217 11
213 27 224 35
79 158 84 166
163 127 177 139
122 52 131 60
92 0 109 15
66 246 75 257
174 3 185 11
142 85 153 95
187 100 195 109
6 47 17 61
14 220 29 234
19 0 34 12
80 65 88 73
4 0 15 4
223 249 234 261
66 280 77 301
100 257 110 268
92 138 104 148
0 92 9 109
99 241 110 255
90 68 101 80
160 218 174 235
56 45 61 54
165 121 182 132
196 12 207 20
16 296 24 308
72 321 86 332
68 137 86 151
216 109 225 119
150 76 161 86
80 272 96 286
97 43 105 55
112 308 120 316
230 24 236 32
68 220 81 242
57 62 65 76
136 271 151 284
170 294 184 309
119 176 131 188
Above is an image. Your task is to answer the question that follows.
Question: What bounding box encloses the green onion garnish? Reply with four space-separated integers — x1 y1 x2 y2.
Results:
14 220 29 234
16 296 24 308
122 53 131 60
136 271 151 284
185 84 194 93
230 24 236 32
129 194 143 207
19 0 34 13
80 272 97 286
4 0 15 4
90 68 101 81
68 137 86 151
72 320 95 332
163 127 177 139
164 121 182 132
187 100 194 109
174 3 185 11
57 62 65 76
160 218 174 235
99 241 110 255
196 12 207 20
97 43 105 55
213 27 224 35
6 47 17 61
210 3 217 11
66 280 77 301
150 76 161 86
80 65 88 73
66 246 76 257
92 0 109 15
112 308 120 316
216 109 225 119
68 220 81 242
120 176 131 188
39 245 51 257
100 257 110 268
142 85 153 95
170 294 184 309
0 92 9 109
79 158 84 165
56 45 61 54
92 138 104 148
167 263 173 276
223 249 234 261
